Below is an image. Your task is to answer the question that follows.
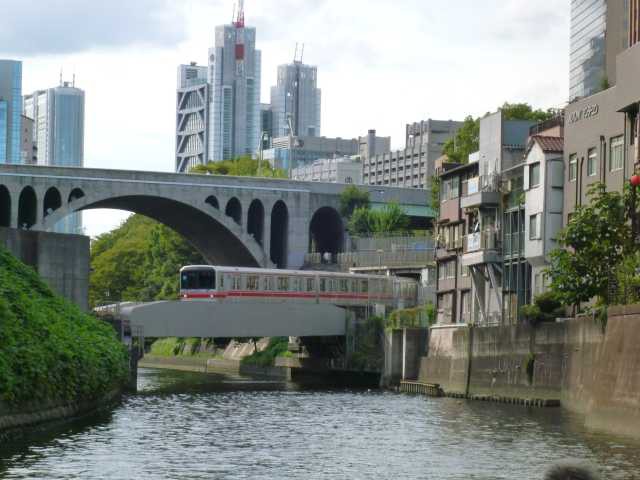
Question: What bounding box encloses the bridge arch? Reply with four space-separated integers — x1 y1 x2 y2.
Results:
225 197 242 226
43 187 62 218
309 207 344 256
68 188 85 203
40 194 264 267
270 200 289 268
206 195 219 210
18 186 37 229
0 185 10 227
247 199 264 246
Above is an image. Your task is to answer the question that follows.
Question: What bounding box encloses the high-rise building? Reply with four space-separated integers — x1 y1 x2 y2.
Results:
23 81 85 233
569 0 628 100
208 3 261 163
270 61 321 138
176 62 209 173
20 115 36 165
0 60 23 164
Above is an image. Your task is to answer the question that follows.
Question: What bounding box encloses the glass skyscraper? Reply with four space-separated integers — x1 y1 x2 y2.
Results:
23 82 85 234
0 60 23 164
270 62 321 139
570 0 608 100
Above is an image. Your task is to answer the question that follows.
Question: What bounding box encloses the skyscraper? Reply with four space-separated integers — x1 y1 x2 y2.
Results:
569 0 628 100
208 1 261 162
176 62 209 173
24 81 85 233
270 61 321 138
0 60 23 164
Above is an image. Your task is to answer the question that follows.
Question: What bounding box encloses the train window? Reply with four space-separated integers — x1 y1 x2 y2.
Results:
351 280 357 293
307 278 315 292
181 270 215 290
361 280 368 293
232 276 241 290
247 275 259 291
340 279 348 293
219 275 224 289
292 278 299 292
278 277 289 291
331 279 338 292
320 278 327 292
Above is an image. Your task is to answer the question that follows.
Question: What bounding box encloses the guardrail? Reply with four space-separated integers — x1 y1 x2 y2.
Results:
346 235 434 253
462 174 501 196
463 229 500 253
338 249 435 269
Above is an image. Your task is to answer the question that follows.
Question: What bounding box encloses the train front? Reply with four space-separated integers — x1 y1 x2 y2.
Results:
179 265 217 300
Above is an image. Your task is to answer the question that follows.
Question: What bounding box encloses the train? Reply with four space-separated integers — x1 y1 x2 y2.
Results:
179 265 418 309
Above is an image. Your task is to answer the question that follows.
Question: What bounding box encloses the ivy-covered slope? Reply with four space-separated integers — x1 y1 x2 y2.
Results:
0 247 129 407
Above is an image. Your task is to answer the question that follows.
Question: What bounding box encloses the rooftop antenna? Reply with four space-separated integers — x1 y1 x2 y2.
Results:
72 73 76 87
293 42 298 63
59 68 63 87
234 0 245 28
231 3 235 24
300 43 305 64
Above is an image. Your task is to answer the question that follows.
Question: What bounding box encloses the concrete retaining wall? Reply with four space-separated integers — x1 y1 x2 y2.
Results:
418 311 640 438
0 227 89 310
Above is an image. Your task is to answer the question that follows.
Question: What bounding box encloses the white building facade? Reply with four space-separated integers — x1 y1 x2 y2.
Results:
175 63 209 173
291 156 362 184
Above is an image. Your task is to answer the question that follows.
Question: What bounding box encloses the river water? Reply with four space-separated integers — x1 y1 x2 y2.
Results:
1 368 639 479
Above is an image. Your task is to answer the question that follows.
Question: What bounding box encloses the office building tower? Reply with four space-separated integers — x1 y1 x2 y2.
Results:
260 103 273 145
270 61 321 138
569 0 628 100
20 115 36 165
208 2 261 162
176 62 209 173
0 60 23 164
23 81 85 233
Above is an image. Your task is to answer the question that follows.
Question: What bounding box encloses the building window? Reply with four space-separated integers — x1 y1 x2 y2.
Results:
529 214 540 240
610 136 624 172
569 154 577 182
587 148 597 176
529 163 540 188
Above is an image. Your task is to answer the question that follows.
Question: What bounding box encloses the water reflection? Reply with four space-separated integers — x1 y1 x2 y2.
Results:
1 368 639 479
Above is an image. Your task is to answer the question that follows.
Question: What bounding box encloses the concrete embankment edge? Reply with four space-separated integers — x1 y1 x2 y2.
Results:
0 389 122 442
139 355 291 380
416 310 640 439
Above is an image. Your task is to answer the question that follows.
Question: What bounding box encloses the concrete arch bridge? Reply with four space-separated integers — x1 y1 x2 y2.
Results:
0 165 430 269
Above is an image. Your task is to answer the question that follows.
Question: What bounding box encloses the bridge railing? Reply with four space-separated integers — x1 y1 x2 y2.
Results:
338 249 435 269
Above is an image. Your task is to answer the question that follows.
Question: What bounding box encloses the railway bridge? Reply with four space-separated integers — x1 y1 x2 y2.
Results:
0 164 431 268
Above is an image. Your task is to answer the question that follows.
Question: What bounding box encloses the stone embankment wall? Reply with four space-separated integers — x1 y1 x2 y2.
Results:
0 390 121 442
0 227 89 310
418 308 640 438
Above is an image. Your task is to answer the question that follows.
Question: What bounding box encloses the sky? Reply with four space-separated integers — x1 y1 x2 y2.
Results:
0 0 570 238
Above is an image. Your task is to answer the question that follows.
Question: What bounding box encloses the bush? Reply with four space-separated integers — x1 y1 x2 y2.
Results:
519 292 564 326
241 337 289 367
386 303 436 330
0 247 129 406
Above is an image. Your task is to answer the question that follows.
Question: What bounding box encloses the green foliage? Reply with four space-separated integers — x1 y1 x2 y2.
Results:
90 215 205 308
547 183 632 309
520 292 564 326
347 203 410 236
0 247 129 406
612 252 640 305
339 185 370 219
190 155 287 178
429 175 440 216
241 337 289 367
499 102 554 123
442 116 480 164
600 75 610 92
386 302 436 330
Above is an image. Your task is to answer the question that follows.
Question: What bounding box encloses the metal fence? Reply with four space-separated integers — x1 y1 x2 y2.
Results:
338 249 435 269
346 235 434 253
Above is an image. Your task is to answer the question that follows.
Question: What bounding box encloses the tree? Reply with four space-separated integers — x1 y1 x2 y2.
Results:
499 102 554 123
428 175 440 216
348 203 410 236
339 185 371 218
442 116 480 164
190 155 287 178
547 183 633 310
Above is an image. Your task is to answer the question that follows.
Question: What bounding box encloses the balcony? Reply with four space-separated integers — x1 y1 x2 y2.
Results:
461 175 501 209
462 228 502 266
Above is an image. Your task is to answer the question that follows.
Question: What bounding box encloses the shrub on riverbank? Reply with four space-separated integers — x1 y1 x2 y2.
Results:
241 337 290 367
0 247 129 407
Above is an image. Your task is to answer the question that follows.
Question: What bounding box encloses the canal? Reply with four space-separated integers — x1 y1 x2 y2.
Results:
1 368 639 479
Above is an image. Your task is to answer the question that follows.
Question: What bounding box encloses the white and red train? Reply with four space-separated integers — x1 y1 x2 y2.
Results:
179 265 418 308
